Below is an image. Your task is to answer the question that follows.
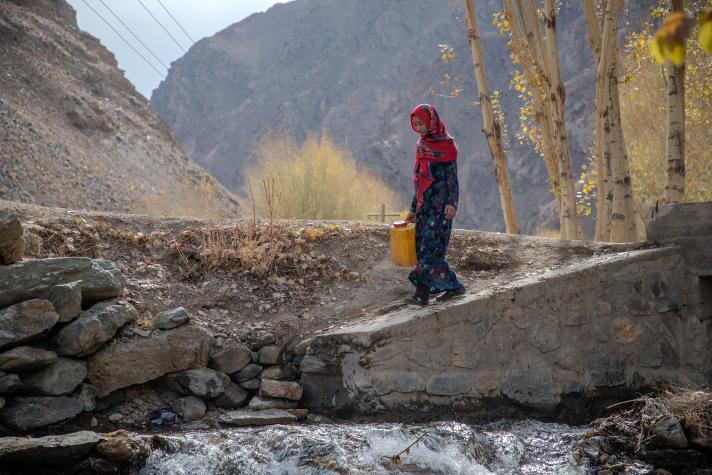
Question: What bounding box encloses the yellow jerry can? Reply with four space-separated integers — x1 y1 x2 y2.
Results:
390 220 417 267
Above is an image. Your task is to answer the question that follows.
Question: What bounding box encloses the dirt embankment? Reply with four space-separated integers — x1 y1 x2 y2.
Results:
5 200 640 350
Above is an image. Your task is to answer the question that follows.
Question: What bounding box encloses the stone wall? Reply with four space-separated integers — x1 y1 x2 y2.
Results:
301 202 712 416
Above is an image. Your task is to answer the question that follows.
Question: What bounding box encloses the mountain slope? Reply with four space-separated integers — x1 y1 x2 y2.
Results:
0 0 239 217
152 0 596 231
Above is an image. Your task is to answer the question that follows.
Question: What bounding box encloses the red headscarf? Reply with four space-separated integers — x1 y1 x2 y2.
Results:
410 104 458 208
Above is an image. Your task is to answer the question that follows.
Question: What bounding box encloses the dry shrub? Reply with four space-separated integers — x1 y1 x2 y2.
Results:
246 131 401 220
174 221 367 282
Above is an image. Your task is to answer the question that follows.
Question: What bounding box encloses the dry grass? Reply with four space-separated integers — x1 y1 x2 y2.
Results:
640 387 712 439
135 178 233 219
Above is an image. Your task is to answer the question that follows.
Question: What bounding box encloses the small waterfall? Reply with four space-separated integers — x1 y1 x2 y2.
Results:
138 420 593 474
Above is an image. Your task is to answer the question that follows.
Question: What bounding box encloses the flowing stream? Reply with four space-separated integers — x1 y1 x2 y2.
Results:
137 420 596 475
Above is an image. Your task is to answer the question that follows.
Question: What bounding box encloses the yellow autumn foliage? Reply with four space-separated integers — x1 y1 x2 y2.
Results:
622 25 712 206
246 132 400 220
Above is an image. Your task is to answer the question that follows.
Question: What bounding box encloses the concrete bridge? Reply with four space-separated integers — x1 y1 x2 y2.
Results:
300 202 712 419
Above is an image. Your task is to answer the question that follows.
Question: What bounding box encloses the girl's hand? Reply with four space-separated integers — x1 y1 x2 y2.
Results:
445 205 457 220
405 211 416 223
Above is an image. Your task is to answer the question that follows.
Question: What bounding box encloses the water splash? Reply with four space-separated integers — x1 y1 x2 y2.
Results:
138 420 591 475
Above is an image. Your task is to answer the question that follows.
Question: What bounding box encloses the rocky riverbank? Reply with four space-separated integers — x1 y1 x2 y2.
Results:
577 388 712 474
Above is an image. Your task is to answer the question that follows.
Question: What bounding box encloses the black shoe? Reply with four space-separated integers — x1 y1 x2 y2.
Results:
436 286 466 302
405 284 429 306
405 294 429 306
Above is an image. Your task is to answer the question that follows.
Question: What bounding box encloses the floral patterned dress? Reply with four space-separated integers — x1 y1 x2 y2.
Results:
408 160 464 293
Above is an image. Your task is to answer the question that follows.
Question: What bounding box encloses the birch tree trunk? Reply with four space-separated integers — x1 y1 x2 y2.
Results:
463 0 519 234
541 0 580 240
664 0 686 203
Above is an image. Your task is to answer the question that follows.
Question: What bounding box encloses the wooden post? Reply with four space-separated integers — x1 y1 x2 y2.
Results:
463 0 519 234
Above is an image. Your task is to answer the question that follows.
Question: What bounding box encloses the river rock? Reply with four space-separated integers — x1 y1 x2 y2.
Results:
152 307 190 330
40 281 82 323
233 363 262 382
0 346 57 373
96 430 151 462
260 364 299 381
0 211 24 265
258 345 282 365
240 378 261 390
171 396 206 422
648 415 688 449
53 300 138 357
211 344 252 374
0 372 21 393
0 299 59 350
0 257 125 309
77 383 99 411
218 408 296 426
164 368 225 398
215 381 249 409
250 332 276 350
248 396 298 410
259 379 303 401
0 396 83 430
294 338 312 356
21 358 87 396
300 355 328 373
87 325 213 397
0 431 100 465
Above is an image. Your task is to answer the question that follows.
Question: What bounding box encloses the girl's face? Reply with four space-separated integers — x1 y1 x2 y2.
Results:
411 116 427 135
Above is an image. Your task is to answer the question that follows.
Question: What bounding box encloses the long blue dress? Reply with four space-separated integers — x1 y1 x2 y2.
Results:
408 160 464 293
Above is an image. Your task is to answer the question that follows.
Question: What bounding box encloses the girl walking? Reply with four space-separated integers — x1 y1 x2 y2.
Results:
405 104 465 305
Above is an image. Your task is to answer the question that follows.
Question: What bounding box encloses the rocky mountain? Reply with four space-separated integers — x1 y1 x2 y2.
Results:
151 0 603 232
0 0 239 217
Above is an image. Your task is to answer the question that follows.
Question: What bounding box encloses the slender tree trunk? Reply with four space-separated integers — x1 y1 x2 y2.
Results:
542 0 580 240
463 0 519 234
664 0 686 203
504 0 561 208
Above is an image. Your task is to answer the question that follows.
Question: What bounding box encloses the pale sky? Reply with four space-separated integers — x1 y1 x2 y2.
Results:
67 0 286 98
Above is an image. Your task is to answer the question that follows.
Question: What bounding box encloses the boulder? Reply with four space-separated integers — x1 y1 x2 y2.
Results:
0 211 24 265
0 300 59 350
0 257 125 309
215 381 249 409
0 396 83 431
0 346 57 373
20 358 87 396
210 344 252 374
248 396 298 410
0 431 100 465
259 379 303 401
96 430 151 462
93 389 126 411
648 415 688 449
0 372 21 393
152 307 190 330
171 396 206 422
218 408 296 427
260 364 299 381
300 355 328 373
233 363 262 382
250 332 276 350
240 378 261 390
40 281 82 323
163 368 225 398
53 300 138 357
87 325 213 397
258 345 282 365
